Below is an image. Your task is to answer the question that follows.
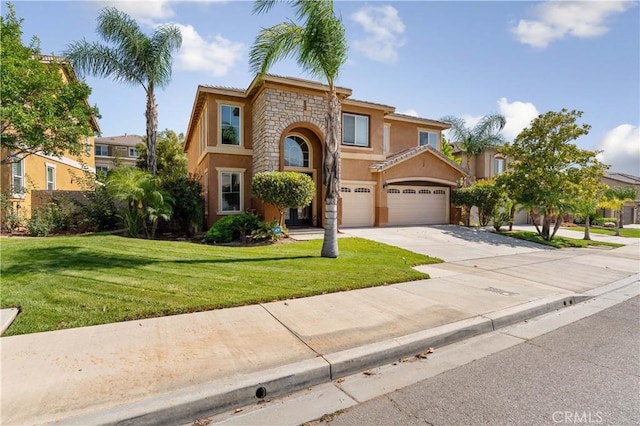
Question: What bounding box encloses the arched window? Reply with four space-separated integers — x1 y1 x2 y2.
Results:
284 135 309 168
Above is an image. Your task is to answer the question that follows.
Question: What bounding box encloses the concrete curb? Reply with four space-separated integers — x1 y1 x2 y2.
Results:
46 290 609 426
0 308 19 336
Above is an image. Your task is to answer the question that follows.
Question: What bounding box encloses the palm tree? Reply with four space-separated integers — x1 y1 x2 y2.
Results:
65 8 182 176
440 114 506 182
249 0 347 258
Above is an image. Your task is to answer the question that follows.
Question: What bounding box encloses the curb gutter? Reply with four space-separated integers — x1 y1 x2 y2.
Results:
48 276 638 426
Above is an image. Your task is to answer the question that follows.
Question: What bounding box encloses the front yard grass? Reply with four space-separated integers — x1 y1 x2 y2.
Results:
0 235 440 336
561 226 640 238
504 231 623 249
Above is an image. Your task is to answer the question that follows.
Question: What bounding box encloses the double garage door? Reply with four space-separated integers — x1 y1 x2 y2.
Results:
387 185 449 226
341 184 450 227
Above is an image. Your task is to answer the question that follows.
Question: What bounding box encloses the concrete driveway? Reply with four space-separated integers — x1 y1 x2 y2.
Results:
342 225 551 262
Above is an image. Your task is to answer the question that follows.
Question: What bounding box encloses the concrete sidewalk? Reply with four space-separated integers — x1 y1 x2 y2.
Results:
1 240 639 425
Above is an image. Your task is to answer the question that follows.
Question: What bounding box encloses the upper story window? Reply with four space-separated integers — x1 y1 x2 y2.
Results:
284 135 309 168
383 124 390 154
129 147 139 158
12 157 24 197
220 104 241 146
419 130 438 149
494 156 506 175
95 144 108 156
46 164 56 190
342 113 369 147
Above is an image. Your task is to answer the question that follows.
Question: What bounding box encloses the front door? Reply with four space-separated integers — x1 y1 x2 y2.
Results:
286 204 312 227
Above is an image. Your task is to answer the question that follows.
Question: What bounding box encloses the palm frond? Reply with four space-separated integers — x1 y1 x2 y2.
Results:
440 115 471 144
249 22 304 76
150 24 182 88
253 0 280 15
299 10 346 86
473 113 506 139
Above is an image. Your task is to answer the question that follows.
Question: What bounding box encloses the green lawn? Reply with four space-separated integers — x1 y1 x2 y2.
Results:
503 231 623 249
562 226 640 238
0 235 440 336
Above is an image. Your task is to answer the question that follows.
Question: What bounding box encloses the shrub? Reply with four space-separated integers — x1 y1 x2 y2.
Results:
0 192 23 232
159 175 204 235
80 184 119 231
26 210 52 237
204 212 261 244
250 219 286 242
252 172 315 225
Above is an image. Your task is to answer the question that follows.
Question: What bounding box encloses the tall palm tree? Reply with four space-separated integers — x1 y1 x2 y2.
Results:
250 0 347 258
441 114 506 181
65 8 182 176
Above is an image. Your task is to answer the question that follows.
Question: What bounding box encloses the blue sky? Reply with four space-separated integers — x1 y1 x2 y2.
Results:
5 0 640 175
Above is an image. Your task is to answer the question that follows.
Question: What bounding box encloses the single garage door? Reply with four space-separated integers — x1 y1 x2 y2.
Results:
387 186 449 225
341 185 375 227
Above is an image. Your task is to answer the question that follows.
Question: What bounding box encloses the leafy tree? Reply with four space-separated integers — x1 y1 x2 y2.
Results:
500 109 607 241
65 8 182 176
1 4 99 164
599 186 637 236
571 176 609 240
136 129 187 178
160 175 204 236
440 135 461 164
250 0 347 258
106 167 173 239
440 113 506 178
252 171 315 226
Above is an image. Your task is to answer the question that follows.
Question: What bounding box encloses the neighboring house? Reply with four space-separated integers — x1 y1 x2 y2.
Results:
601 172 640 224
450 142 529 225
1 55 100 219
184 74 467 229
94 134 143 175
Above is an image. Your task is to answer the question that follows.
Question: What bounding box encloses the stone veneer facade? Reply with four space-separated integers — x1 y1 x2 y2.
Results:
251 86 329 174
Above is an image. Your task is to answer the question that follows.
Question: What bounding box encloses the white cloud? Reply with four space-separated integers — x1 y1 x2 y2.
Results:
596 124 640 175
511 0 634 48
497 98 540 140
400 109 418 117
98 1 175 23
351 5 406 63
174 24 244 76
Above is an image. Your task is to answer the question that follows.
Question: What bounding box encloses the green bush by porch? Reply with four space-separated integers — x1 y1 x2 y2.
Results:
0 235 440 336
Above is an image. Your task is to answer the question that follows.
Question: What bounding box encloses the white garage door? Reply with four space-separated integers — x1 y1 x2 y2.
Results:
387 186 449 225
341 185 375 227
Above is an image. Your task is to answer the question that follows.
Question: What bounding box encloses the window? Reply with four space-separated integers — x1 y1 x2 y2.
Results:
340 187 351 193
434 189 446 195
220 105 241 146
46 165 56 190
95 145 108 156
418 189 431 194
419 131 438 149
494 157 506 175
284 135 309 167
96 166 109 176
354 187 371 193
387 188 400 194
129 147 139 158
12 158 24 197
342 113 369 147
383 124 390 153
219 171 242 212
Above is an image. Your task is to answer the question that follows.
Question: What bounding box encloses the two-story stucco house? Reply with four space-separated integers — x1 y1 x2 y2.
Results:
184 75 467 229
94 134 143 175
601 172 640 224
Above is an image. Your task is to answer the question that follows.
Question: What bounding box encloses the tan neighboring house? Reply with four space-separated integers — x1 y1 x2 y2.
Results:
94 134 143 175
601 172 640 224
450 142 529 225
184 74 467 229
1 55 100 219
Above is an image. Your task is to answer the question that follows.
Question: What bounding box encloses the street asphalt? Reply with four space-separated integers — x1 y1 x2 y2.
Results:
0 225 638 425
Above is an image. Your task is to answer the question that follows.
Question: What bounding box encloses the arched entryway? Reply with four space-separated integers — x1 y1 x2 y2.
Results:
283 134 315 227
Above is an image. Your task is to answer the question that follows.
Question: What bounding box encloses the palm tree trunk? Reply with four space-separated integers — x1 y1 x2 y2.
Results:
615 209 621 236
550 215 562 240
321 88 341 258
146 87 158 176
583 216 591 240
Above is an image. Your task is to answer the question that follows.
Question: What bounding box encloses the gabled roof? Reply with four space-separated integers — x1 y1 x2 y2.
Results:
386 113 451 129
604 172 640 185
95 134 143 147
370 144 467 175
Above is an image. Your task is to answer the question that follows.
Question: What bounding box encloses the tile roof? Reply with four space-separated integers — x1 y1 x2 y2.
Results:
604 172 640 184
370 144 466 174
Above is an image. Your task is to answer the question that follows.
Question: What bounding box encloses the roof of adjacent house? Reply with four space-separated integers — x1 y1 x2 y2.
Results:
450 142 505 154
604 172 640 185
95 134 143 147
369 144 467 176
